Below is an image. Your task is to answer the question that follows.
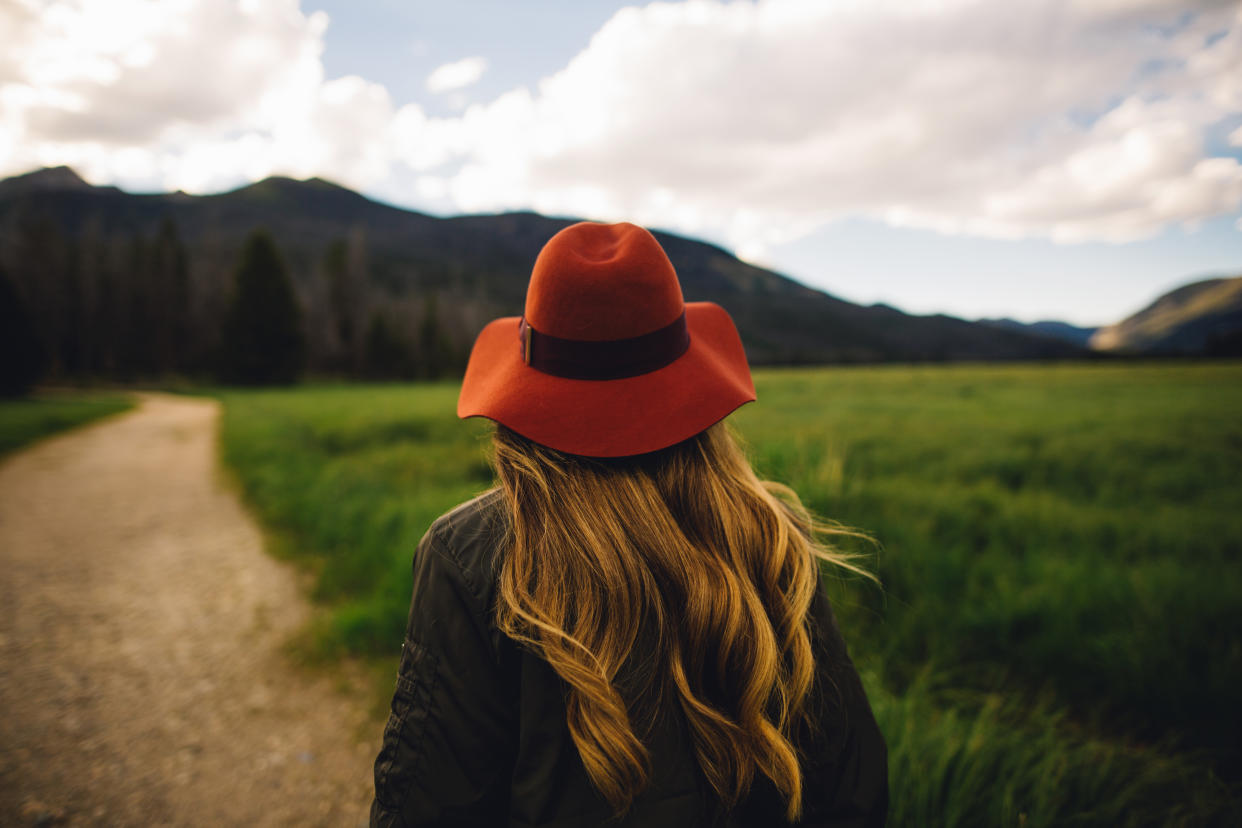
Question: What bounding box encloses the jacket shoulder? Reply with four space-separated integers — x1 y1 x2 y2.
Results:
421 487 509 611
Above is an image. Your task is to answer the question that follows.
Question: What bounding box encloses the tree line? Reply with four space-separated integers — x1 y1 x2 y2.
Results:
1 214 469 395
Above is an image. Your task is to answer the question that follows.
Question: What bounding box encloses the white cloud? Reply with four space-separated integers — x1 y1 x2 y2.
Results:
0 0 397 194
2 0 1240 255
403 0 1242 252
425 57 488 94
8 0 324 146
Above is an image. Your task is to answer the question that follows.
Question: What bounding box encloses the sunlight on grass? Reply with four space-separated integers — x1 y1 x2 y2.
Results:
212 362 1242 824
0 392 135 457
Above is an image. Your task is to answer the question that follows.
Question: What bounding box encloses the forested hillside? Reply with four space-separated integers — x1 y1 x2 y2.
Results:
0 166 1087 387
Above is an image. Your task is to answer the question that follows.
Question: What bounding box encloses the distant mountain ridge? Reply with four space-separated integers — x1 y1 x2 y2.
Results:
0 166 1089 383
978 318 1099 348
0 165 99 196
1090 276 1242 355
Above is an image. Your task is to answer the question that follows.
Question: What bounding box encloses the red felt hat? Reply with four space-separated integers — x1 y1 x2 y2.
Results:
457 221 755 457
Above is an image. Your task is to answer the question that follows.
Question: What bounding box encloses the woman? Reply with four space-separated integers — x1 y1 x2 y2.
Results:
370 222 888 827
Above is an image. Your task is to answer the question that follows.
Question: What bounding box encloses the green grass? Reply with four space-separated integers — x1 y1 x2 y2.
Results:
735 364 1242 761
214 382 493 657
212 362 1242 824
0 391 135 458
872 669 1233 826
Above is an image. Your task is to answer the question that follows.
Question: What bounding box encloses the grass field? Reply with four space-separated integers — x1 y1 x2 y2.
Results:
0 391 135 458
213 361 1242 825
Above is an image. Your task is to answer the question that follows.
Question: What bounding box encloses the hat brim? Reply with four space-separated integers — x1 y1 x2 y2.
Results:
457 302 756 457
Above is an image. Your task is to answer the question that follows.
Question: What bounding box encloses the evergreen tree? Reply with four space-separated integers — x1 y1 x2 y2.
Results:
324 238 351 345
77 216 105 378
217 230 305 385
13 214 69 379
417 292 457 379
118 231 154 380
321 227 368 376
362 311 414 379
0 266 46 396
151 218 190 375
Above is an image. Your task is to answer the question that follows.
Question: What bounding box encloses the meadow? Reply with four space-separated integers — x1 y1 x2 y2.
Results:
212 361 1242 825
0 392 134 458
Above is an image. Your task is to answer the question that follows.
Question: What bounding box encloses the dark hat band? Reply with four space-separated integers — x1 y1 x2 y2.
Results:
518 311 691 380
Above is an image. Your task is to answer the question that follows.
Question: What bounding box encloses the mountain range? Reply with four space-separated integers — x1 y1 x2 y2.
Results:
2 166 1235 380
0 166 1093 374
981 278 1242 356
975 319 1099 348
1089 276 1242 355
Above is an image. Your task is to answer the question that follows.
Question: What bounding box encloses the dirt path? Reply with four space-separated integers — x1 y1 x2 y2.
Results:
0 392 378 827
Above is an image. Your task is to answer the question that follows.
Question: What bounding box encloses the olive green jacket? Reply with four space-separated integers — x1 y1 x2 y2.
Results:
370 489 888 827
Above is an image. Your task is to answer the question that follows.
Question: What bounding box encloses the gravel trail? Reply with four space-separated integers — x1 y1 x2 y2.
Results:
0 392 378 826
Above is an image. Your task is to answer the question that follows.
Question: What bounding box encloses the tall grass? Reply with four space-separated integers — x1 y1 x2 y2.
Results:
873 669 1232 826
0 392 135 457
733 363 1242 763
213 362 1242 824
216 382 492 655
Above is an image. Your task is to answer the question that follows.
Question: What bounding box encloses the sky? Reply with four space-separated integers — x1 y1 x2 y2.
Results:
2 0 1240 326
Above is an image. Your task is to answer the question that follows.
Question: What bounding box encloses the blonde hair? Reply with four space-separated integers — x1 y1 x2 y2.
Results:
492 421 875 819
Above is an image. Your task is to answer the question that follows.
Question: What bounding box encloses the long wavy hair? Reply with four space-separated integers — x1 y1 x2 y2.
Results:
492 421 875 820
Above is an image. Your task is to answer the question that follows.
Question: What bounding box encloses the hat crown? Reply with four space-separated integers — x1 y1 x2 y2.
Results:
525 222 684 342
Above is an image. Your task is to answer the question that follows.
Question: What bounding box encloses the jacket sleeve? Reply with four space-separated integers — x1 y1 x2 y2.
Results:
370 529 517 827
793 579 889 827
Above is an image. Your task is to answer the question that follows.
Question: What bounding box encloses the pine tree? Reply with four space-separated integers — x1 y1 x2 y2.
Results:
363 311 414 379
417 292 457 379
13 214 69 379
151 218 190 376
118 231 153 379
0 266 46 396
217 230 305 385
322 226 369 376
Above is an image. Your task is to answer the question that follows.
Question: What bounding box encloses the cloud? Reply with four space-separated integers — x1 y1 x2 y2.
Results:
2 0 1240 255
0 0 398 194
399 0 1242 252
3 0 324 143
425 57 488 94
